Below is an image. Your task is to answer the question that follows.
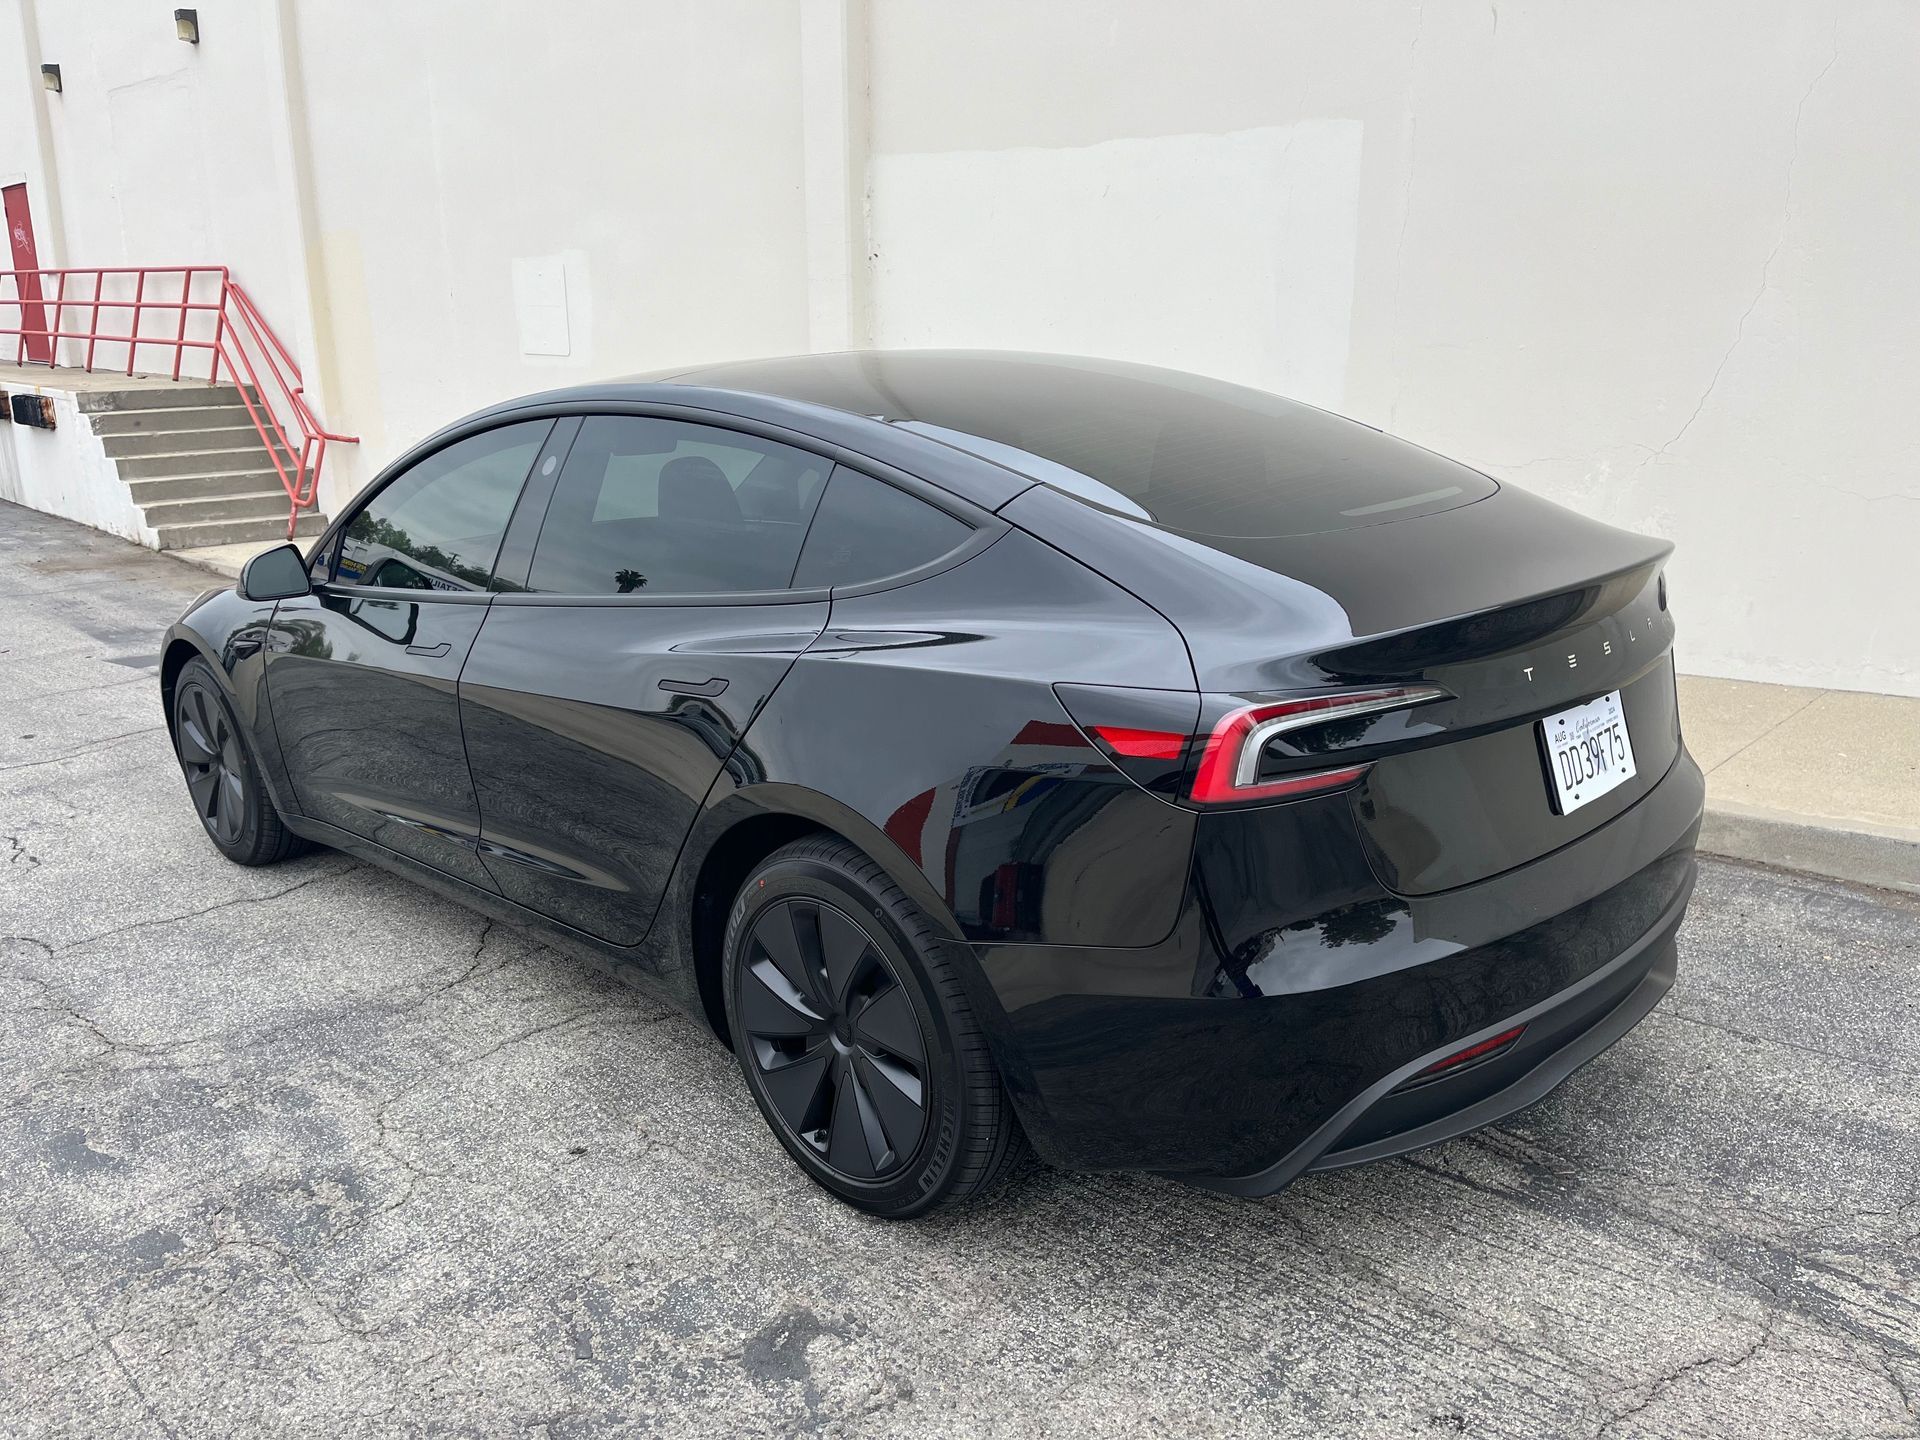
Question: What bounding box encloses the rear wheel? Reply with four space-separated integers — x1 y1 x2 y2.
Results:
722 836 1026 1216
172 658 308 867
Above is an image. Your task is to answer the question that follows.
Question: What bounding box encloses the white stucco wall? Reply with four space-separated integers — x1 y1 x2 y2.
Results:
870 121 1365 410
2 0 1915 694
1 0 818 518
4 1 304 378
0 384 151 544
285 0 816 512
865 1 1920 696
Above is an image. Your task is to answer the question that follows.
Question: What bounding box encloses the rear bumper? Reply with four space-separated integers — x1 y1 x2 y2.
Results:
1186 871 1686 1195
969 746 1704 1181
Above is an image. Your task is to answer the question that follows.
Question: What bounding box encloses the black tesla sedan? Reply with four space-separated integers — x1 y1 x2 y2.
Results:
161 351 1701 1216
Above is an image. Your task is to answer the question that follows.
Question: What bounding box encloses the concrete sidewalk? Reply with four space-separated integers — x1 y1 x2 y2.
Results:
172 541 1918 896
1679 676 1920 896
171 537 267 576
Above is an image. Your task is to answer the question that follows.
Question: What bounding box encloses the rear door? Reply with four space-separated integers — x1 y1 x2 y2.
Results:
265 419 556 888
457 414 834 944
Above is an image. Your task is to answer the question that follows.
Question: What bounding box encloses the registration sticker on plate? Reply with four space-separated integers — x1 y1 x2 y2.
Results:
1540 690 1637 815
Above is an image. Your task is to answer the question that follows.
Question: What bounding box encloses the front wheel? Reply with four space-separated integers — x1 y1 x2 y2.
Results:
722 836 1026 1217
171 657 309 867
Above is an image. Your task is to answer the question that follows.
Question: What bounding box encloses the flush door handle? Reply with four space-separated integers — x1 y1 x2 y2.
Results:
659 676 728 697
405 641 452 658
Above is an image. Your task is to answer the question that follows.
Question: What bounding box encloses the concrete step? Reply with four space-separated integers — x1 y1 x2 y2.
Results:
126 471 289 504
102 424 293 461
89 403 257 436
77 384 256 414
139 490 312 527
154 510 327 551
117 447 294 480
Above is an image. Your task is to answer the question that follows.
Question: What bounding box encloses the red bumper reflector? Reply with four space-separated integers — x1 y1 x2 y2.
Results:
1412 1024 1527 1080
1090 725 1187 761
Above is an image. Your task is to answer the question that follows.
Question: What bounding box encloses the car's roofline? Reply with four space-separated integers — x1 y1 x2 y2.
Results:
434 380 1035 513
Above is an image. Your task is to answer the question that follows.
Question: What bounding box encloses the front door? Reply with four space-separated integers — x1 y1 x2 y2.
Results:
265 418 556 888
3 184 52 364
458 413 834 944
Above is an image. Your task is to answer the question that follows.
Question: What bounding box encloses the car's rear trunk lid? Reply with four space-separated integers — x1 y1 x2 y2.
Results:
1346 645 1681 895
1002 481 1685 895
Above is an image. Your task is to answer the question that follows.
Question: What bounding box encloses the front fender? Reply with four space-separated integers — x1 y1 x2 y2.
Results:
160 588 298 818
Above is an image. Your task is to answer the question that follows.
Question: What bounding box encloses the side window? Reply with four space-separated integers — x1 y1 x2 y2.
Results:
336 421 550 592
524 416 831 596
793 467 974 589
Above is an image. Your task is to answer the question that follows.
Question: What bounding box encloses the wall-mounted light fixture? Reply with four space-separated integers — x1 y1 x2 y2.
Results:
11 394 57 430
174 9 199 44
41 63 61 93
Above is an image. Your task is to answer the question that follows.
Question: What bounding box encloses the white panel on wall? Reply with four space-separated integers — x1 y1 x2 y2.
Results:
512 255 571 358
510 251 592 368
869 121 1364 409
106 75 215 376
108 77 211 261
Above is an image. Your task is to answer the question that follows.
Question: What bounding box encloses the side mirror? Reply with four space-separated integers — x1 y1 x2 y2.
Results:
237 542 313 602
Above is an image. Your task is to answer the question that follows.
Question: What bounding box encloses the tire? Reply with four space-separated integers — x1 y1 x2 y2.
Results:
171 658 310 867
722 836 1027 1217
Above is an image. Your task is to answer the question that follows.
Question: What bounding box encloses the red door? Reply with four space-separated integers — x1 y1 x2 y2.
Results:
3 184 52 364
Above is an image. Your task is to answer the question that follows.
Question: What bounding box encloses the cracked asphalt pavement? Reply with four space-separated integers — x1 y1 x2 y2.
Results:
2 499 1917 1438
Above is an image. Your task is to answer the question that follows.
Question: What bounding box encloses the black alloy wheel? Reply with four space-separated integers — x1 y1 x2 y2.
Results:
171 658 307 866
723 836 1027 1216
738 896 930 1180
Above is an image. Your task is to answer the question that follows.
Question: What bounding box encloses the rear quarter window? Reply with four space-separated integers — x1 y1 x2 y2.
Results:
794 468 974 589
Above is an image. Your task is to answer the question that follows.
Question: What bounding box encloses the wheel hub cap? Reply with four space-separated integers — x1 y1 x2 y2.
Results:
738 898 930 1181
175 682 245 848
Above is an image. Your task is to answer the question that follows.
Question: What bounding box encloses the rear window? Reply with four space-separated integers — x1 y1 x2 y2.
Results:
675 353 1496 539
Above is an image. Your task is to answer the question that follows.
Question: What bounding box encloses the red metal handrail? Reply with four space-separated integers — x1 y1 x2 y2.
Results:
0 265 357 537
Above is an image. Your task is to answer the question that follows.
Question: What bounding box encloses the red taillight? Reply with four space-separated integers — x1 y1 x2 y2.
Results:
1409 1024 1527 1082
1193 759 1372 803
1187 685 1447 806
1090 725 1187 761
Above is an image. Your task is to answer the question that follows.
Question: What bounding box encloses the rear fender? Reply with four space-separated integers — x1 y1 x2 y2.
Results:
739 530 1199 948
670 779 1067 1161
680 781 966 944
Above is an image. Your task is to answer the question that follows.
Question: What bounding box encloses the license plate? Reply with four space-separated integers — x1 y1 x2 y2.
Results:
1540 690 1637 814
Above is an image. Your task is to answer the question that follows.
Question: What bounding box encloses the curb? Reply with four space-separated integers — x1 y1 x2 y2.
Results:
1699 801 1920 898
170 548 248 581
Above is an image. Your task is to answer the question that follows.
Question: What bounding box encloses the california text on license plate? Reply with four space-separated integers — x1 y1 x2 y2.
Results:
1540 690 1637 814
